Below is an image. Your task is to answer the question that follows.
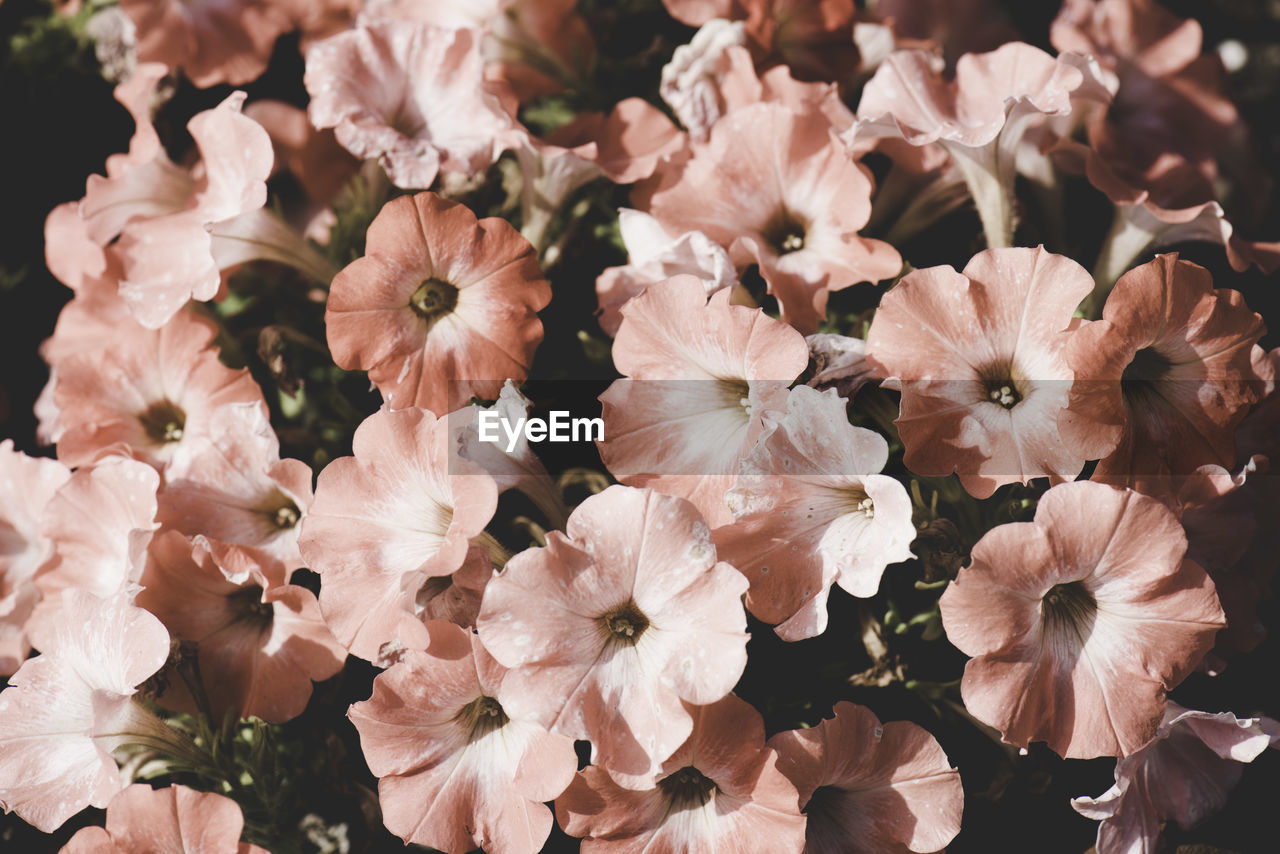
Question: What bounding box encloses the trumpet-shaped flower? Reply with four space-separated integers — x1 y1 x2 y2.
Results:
324 192 550 415
297 407 498 661
717 386 915 640
476 486 749 786
349 620 577 854
556 694 807 853
865 246 1112 498
137 532 345 723
939 480 1225 758
848 42 1114 248
647 101 899 332
0 591 172 832
597 276 808 526
1073 704 1274 854
305 20 519 190
768 702 963 854
1063 254 1265 494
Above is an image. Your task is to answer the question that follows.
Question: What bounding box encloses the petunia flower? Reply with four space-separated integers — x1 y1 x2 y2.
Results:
768 701 963 854
74 65 330 328
137 532 345 724
27 456 160 652
661 39 853 144
324 192 551 416
864 246 1114 499
118 0 292 87
939 480 1225 758
349 619 577 854
661 0 863 87
1049 0 1280 283
297 406 498 662
847 42 1114 248
717 386 916 640
364 0 596 103
1073 703 1274 854
597 275 809 527
594 209 737 337
476 485 749 786
61 783 270 854
0 590 173 833
0 441 71 675
305 20 519 190
556 693 807 852
1062 254 1265 495
659 19 750 142
647 100 900 332
51 308 268 478
157 402 313 574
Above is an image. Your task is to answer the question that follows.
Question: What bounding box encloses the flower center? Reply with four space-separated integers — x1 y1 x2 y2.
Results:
273 504 300 529
600 599 650 646
850 493 874 519
139 399 187 444
409 278 459 323
1042 581 1096 637
764 208 808 255
229 587 274 629
984 380 1021 409
460 695 509 742
1121 346 1174 403
659 766 718 809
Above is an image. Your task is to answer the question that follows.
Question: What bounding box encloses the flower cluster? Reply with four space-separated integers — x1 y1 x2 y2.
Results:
3 1 1278 852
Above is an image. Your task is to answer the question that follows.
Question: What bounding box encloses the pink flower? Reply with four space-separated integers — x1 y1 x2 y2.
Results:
137 532 344 723
0 590 172 832
1049 1 1280 279
476 485 749 786
0 442 70 674
1073 703 1274 854
647 100 900 332
1064 254 1265 494
864 246 1113 499
76 66 286 328
297 407 498 661
305 20 518 190
595 209 737 337
349 620 576 854
597 276 809 527
366 0 596 103
662 0 863 87
157 402 312 574
848 42 1114 248
61 783 269 854
324 192 550 416
556 693 807 853
27 456 159 652
51 308 268 477
717 386 916 640
939 480 1225 758
119 0 292 87
769 701 963 854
